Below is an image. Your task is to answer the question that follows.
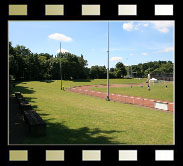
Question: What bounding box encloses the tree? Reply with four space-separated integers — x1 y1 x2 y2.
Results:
39 53 53 60
110 68 115 72
115 62 127 78
90 66 100 79
9 54 18 79
89 65 107 79
9 42 89 80
9 42 174 81
151 62 173 74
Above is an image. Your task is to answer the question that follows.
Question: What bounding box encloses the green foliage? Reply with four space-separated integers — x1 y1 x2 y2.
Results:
9 42 88 81
151 62 173 74
115 62 127 78
89 65 107 79
130 61 173 78
9 42 174 81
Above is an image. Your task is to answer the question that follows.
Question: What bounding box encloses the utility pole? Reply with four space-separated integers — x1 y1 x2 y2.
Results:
60 42 62 90
106 21 110 101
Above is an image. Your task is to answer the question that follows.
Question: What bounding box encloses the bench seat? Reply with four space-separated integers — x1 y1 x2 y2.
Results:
24 110 46 137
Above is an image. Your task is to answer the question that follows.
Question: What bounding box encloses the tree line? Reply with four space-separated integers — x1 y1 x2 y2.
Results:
129 61 173 78
9 42 173 81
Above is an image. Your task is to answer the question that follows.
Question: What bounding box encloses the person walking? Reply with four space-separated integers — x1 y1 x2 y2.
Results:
148 84 150 91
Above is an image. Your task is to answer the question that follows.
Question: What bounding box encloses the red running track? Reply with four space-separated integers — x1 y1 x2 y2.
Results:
68 85 173 112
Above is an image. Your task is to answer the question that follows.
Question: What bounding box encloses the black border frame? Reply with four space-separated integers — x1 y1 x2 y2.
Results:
0 0 181 166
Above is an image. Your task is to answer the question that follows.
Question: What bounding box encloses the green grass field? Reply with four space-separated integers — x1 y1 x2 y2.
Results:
90 82 173 102
11 79 174 145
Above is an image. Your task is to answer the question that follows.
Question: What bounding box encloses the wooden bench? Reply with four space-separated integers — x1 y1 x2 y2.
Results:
16 94 24 103
14 92 32 113
24 110 46 137
15 92 23 100
15 92 21 97
19 100 32 114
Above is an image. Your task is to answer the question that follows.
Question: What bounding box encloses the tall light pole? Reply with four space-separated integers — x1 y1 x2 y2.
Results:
60 42 62 90
106 21 110 101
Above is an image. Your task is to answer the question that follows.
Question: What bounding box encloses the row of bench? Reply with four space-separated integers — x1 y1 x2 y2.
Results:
14 92 46 137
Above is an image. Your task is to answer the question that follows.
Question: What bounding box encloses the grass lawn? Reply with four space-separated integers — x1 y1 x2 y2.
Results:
90 82 174 102
11 79 174 145
56 78 146 88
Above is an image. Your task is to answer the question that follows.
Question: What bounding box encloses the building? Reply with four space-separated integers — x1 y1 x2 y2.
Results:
149 73 173 81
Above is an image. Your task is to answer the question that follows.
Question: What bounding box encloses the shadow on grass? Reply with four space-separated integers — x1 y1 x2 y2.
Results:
25 97 38 109
40 80 54 83
10 82 38 109
24 120 125 144
72 79 93 82
12 84 38 109
9 83 40 144
10 82 126 144
12 85 36 95
9 95 28 144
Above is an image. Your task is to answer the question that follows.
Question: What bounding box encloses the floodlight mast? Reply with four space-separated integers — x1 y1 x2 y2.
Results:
106 21 110 101
60 42 63 90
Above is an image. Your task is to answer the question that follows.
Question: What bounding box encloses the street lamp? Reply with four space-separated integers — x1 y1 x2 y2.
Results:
106 21 110 101
59 42 63 90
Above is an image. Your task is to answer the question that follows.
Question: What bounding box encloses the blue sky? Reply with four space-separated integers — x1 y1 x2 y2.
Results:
9 21 174 68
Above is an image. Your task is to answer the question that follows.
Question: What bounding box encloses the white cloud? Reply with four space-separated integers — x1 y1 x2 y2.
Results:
142 52 148 56
130 53 134 56
122 22 134 31
157 46 174 53
150 21 174 33
122 21 173 33
134 23 140 30
122 22 149 31
57 48 70 53
161 47 174 53
48 33 72 42
110 56 123 62
143 23 149 27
